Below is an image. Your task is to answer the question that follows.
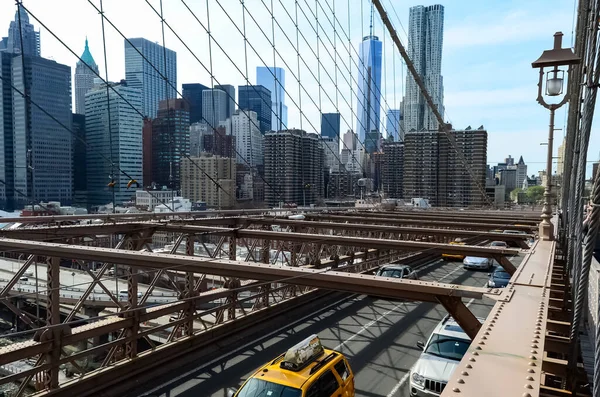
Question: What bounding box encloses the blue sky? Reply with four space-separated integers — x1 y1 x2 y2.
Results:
438 0 590 175
0 0 595 177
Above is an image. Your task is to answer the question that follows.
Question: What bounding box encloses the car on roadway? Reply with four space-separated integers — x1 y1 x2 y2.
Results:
229 334 355 397
487 266 511 288
462 256 492 270
441 238 466 261
489 241 508 248
502 230 529 247
376 264 418 280
410 316 479 396
118 290 143 300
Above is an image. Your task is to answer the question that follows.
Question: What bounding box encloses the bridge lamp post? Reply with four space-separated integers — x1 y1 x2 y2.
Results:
532 32 580 241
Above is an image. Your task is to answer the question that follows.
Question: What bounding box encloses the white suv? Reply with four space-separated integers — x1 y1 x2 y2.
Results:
409 316 478 396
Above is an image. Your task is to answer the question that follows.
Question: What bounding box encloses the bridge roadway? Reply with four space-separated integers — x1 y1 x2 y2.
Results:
0 258 179 306
132 254 523 397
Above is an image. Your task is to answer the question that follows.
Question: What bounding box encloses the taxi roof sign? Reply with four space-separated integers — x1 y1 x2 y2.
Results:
280 334 325 371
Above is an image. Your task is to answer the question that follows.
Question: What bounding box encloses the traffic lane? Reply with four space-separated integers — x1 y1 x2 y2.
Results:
135 260 487 397
136 293 370 397
345 265 493 397
135 261 457 396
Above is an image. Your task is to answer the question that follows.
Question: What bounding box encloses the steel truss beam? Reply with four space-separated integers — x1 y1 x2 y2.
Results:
0 238 502 303
306 214 535 232
154 225 519 275
349 210 541 224
231 218 532 247
0 207 349 225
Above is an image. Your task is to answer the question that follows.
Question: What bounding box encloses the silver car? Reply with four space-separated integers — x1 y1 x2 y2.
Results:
410 316 475 396
376 264 418 280
462 256 492 270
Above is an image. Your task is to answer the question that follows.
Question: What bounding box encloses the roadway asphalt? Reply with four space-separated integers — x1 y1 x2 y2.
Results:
134 254 522 397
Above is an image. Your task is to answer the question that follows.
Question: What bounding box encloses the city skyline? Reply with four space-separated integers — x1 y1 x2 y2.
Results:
0 1 592 177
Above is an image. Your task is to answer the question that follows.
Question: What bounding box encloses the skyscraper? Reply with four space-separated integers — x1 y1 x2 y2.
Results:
238 84 272 134
74 38 99 115
516 156 528 189
125 38 177 118
202 89 228 128
356 8 382 144
231 110 263 167
256 67 287 131
215 84 235 119
0 7 40 56
152 99 190 190
385 109 402 142
72 113 87 206
404 5 444 132
181 154 236 208
321 113 341 140
382 141 404 198
0 52 15 210
403 125 487 207
12 56 73 207
85 82 143 206
182 83 209 124
264 129 324 206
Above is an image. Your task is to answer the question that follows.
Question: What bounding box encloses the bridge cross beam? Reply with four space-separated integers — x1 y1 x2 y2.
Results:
436 295 482 340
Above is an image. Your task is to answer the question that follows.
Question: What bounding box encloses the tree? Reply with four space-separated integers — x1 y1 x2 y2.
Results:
526 185 545 203
510 188 524 202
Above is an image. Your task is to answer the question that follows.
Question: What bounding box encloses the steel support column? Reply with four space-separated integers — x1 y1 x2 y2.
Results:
43 256 61 390
184 234 195 336
437 295 481 340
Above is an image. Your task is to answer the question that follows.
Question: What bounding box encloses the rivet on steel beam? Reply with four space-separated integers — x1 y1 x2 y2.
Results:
478 341 485 345
525 384 533 389
527 369 535 373
491 319 496 323
534 335 540 339
526 376 534 381
536 326 541 330
531 344 538 348
457 379 465 384
472 352 479 356
466 364 473 369
469 357 476 362
461 371 469 376
453 388 460 393
482 336 487 340
484 332 489 336
528 362 536 367
523 394 532 397
531 350 537 354
475 346 482 350
529 356 537 360
534 331 540 335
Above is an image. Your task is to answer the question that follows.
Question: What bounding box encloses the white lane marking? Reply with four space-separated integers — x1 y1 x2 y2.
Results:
140 294 356 396
385 281 486 397
334 302 403 351
334 264 465 352
386 371 410 397
437 264 462 282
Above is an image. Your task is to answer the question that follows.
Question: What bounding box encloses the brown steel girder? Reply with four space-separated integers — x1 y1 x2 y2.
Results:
0 238 503 303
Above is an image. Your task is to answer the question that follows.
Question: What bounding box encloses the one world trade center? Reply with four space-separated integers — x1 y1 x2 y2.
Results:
355 6 382 151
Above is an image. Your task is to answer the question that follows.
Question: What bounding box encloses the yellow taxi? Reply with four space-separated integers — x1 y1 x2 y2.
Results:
231 334 355 397
441 238 466 260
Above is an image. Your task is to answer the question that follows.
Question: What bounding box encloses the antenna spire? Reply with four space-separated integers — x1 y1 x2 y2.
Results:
370 2 374 36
